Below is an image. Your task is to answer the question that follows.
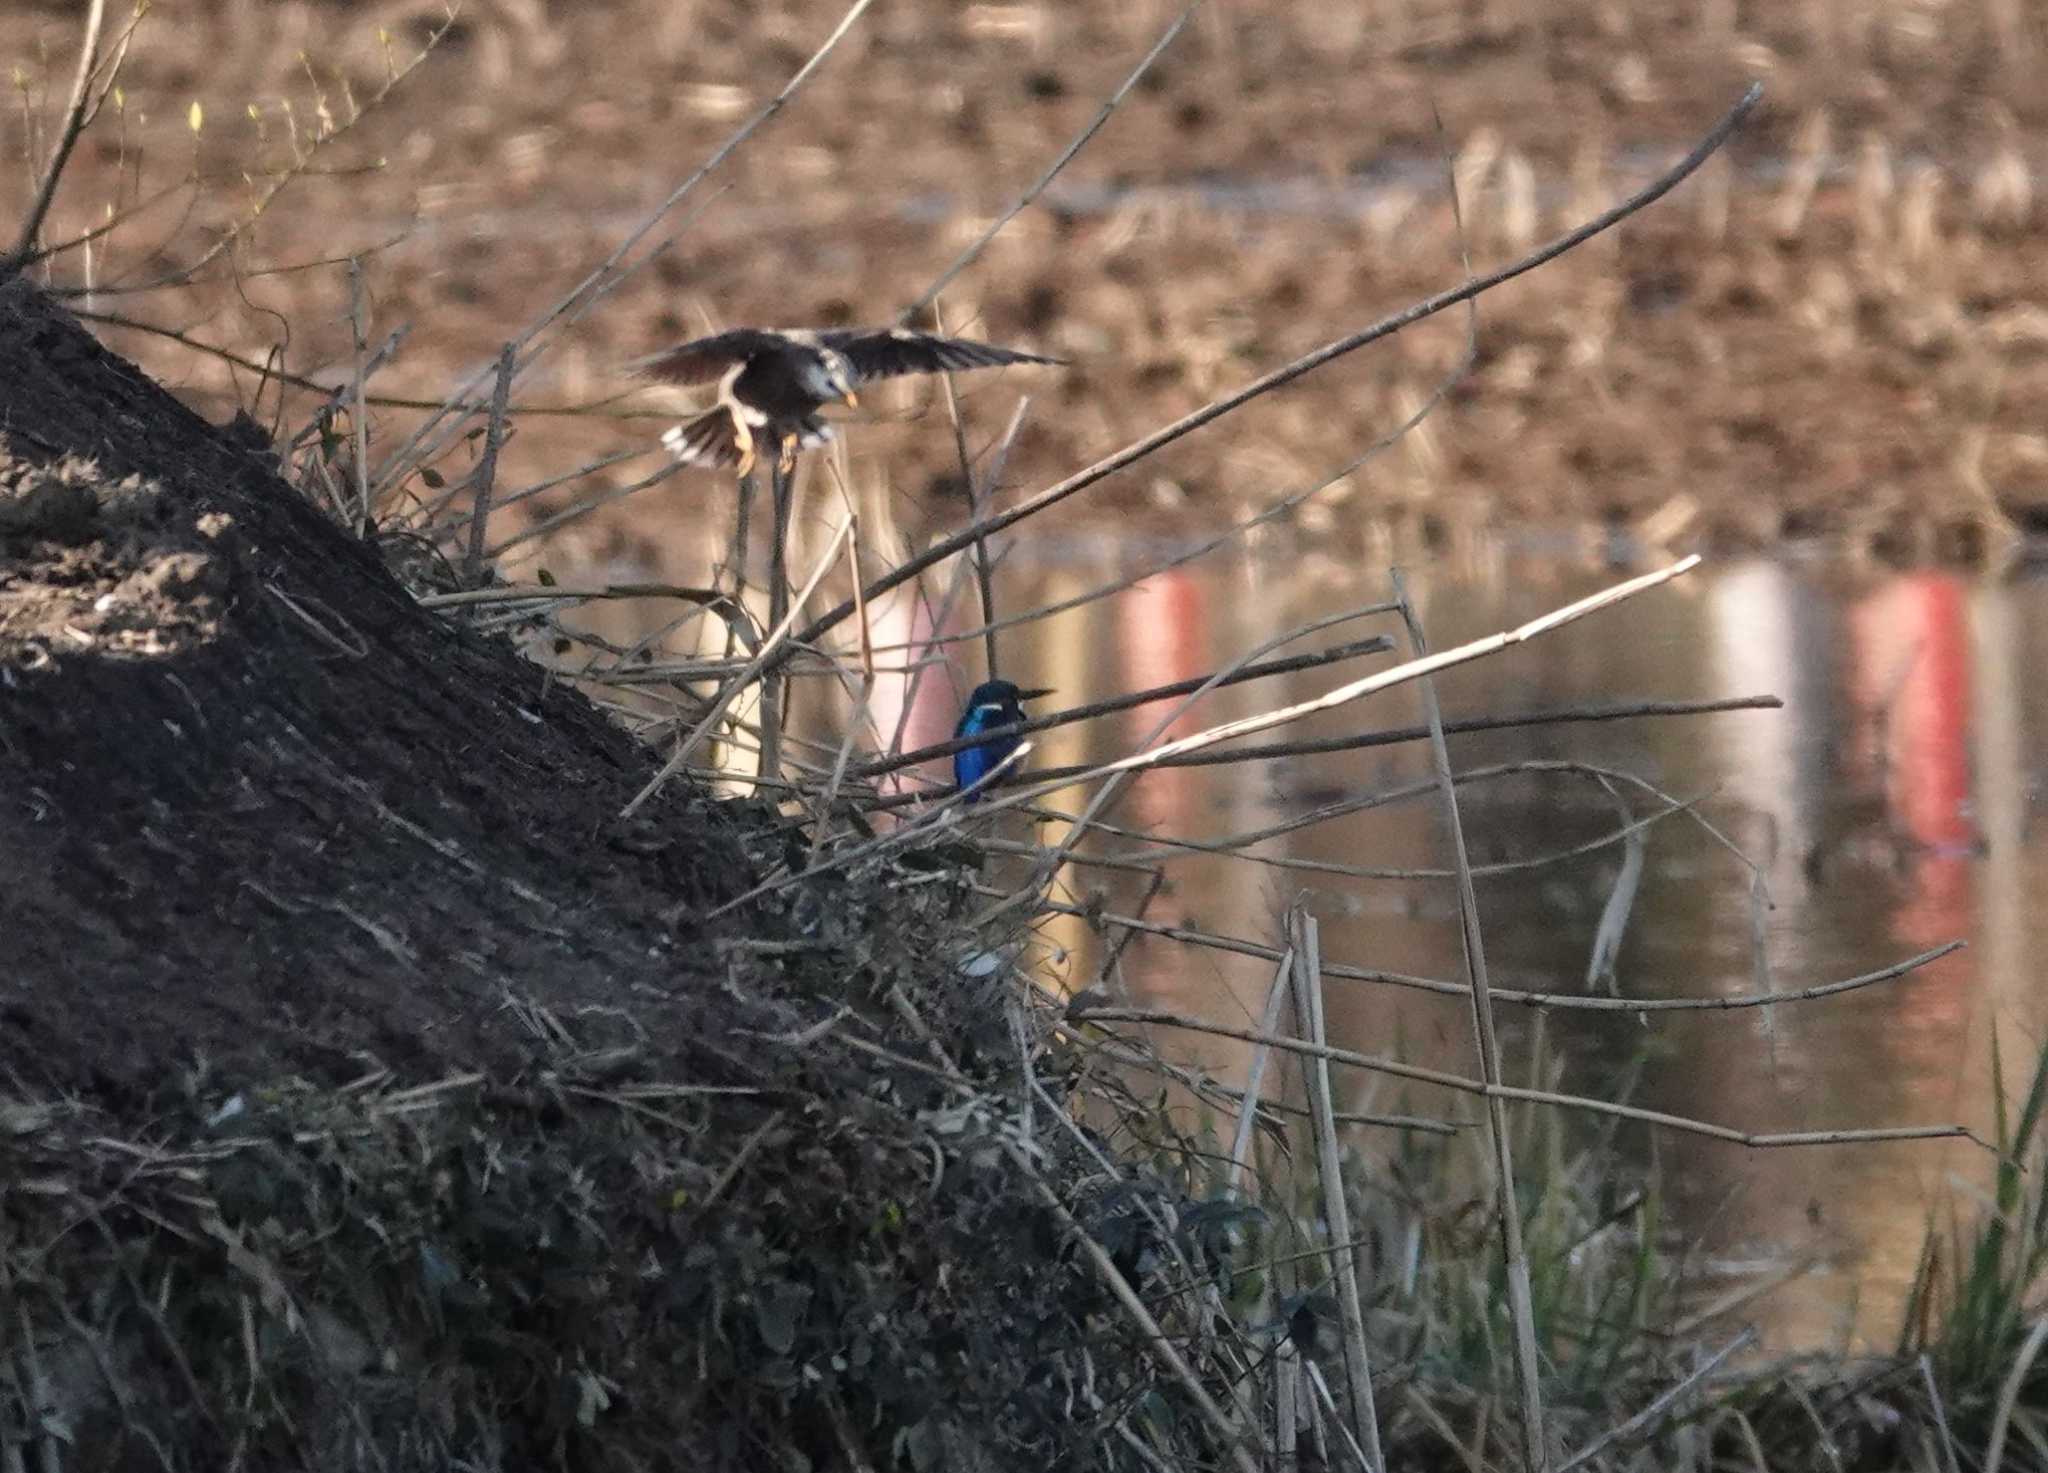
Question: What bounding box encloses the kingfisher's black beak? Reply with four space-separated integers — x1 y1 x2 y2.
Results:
1016 687 1054 701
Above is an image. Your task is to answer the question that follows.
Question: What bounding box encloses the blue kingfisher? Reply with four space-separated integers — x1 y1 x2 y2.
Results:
952 679 1052 801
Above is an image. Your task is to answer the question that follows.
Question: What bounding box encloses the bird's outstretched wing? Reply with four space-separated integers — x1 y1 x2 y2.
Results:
820 328 1063 384
631 329 791 386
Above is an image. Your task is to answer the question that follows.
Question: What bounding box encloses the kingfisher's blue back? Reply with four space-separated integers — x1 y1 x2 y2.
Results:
952 680 1040 802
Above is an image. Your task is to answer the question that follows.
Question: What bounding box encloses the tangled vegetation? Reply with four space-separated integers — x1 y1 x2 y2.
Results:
5 4 2046 1471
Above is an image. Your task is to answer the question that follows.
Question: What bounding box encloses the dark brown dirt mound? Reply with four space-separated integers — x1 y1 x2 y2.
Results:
0 449 230 657
0 280 1204 1473
0 275 778 1103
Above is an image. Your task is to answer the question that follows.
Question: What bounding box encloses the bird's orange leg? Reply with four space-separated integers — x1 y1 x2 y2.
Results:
733 418 757 478
777 432 800 476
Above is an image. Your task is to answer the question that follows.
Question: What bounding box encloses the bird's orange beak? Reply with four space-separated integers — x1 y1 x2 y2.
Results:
841 389 859 408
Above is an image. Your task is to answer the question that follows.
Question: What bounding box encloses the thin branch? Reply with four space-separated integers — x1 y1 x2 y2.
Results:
621 516 852 817
3 0 108 276
25 176 266 274
93 10 462 297
933 298 1004 679
1226 950 1294 1194
760 459 795 784
1555 1328 1758 1472
962 560 1703 829
808 674 877 865
370 0 875 496
1092 1030 1459 1137
289 326 411 450
866 692 1780 805
898 3 1201 323
463 344 516 584
1091 781 1712 885
778 84 1764 666
851 631 1396 779
1048 898 1961 1014
1067 1006 1987 1152
72 306 643 420
1394 568 1546 1471
346 256 373 532
1021 1162 1260 1473
483 459 680 561
1291 909 1385 1470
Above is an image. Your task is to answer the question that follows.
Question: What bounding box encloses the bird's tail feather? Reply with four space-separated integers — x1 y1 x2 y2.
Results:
660 408 744 468
660 411 836 470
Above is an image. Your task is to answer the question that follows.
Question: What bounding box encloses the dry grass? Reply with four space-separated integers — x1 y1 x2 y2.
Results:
7 5 2048 1471
4 0 2048 566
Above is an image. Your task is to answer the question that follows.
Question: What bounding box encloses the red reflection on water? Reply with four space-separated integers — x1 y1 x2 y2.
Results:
868 593 960 800
1847 573 1977 948
1118 571 1210 832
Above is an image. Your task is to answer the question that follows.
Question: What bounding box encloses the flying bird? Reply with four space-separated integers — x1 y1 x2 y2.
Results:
952 679 1052 802
636 327 1063 477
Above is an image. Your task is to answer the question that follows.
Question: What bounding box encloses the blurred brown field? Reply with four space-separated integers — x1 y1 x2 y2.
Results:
6 0 2048 566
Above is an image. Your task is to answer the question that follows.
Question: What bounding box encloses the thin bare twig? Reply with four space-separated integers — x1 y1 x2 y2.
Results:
418 581 728 612
1291 909 1384 1470
1046 893 1962 1014
1065 1005 1986 1152
1555 1328 1758 1472
88 11 462 300
867 691 1778 805
621 517 853 817
482 458 678 561
760 459 795 784
1984 1316 2048 1473
832 479 876 681
371 0 876 495
1021 1163 1260 1473
76 303 634 420
932 298 1005 679
855 631 1396 781
779 85 1764 666
1226 949 1294 1195
898 4 1200 323
464 344 516 584
1090 779 1712 885
346 257 373 533
4 0 108 276
1393 568 1546 1471
962 560 1704 834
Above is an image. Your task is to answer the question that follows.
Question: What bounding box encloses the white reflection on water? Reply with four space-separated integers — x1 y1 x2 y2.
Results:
987 549 2045 1354
557 530 2046 1353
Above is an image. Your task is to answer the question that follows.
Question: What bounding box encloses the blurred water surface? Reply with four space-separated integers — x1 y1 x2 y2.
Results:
931 546 2045 1353
564 536 2046 1350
